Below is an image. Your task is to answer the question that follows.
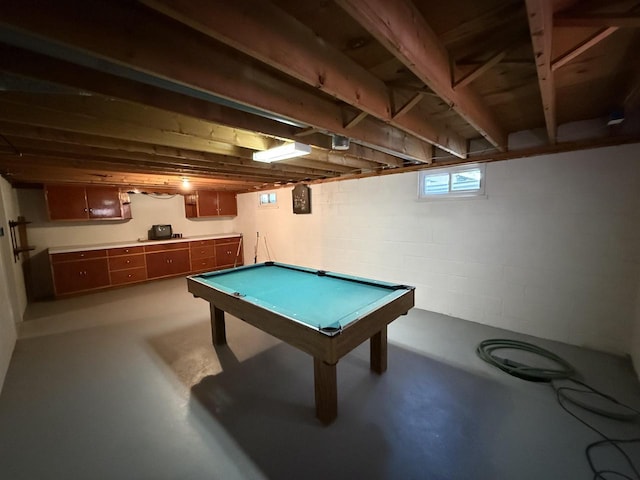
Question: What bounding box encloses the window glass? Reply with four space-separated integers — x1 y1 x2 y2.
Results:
424 173 450 195
418 164 485 199
451 169 481 191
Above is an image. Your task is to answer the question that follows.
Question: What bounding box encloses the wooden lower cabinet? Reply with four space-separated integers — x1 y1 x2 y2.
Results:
51 251 110 296
108 246 147 286
146 248 191 279
50 236 242 297
215 237 243 268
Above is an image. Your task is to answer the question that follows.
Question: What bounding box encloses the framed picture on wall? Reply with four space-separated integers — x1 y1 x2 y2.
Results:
292 184 311 214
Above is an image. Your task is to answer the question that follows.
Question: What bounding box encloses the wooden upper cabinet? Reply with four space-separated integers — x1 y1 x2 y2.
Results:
86 186 122 219
46 185 88 221
184 190 237 218
217 191 238 216
45 185 126 221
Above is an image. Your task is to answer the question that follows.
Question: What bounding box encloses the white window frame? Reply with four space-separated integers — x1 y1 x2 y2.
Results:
258 191 279 208
418 163 486 200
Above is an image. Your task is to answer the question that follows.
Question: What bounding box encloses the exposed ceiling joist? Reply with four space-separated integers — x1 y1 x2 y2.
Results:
525 0 557 143
139 0 467 158
336 0 508 151
454 51 508 88
0 0 432 164
552 27 618 71
554 13 640 28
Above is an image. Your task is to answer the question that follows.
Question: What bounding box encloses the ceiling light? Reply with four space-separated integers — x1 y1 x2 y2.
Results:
181 178 191 189
252 142 311 163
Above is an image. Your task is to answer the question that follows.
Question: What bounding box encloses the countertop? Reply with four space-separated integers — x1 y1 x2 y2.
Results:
48 233 242 254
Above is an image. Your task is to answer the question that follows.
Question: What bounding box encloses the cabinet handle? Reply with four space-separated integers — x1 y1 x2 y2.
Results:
124 249 129 253
128 274 133 278
125 260 130 264
84 208 88 212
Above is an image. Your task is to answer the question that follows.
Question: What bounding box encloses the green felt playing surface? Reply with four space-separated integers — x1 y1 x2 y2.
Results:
193 263 408 331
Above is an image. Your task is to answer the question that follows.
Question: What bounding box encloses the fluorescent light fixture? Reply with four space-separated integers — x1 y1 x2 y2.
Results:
252 142 311 163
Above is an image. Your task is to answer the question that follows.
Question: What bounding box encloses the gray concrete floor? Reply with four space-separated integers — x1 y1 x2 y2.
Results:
1 277 639 480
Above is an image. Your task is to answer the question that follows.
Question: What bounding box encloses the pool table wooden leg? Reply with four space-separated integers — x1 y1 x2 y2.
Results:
370 326 388 374
210 305 227 346
313 358 337 425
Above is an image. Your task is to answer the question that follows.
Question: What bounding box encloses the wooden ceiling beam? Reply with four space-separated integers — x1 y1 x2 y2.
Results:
336 0 508 151
0 95 252 157
525 0 557 143
0 123 338 177
140 0 467 159
0 159 261 189
554 13 640 28
0 46 407 169
454 51 508 89
551 27 618 71
3 139 322 182
0 0 435 164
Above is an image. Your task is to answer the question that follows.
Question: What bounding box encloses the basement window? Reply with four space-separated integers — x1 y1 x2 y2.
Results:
258 191 278 208
418 164 486 199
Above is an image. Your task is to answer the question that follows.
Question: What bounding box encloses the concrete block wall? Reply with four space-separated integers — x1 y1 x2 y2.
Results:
0 177 22 393
236 143 640 357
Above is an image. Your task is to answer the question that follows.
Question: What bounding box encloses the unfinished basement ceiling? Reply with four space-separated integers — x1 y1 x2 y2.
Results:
0 0 639 192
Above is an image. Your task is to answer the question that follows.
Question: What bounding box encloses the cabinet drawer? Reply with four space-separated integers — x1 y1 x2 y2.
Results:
190 245 214 260
190 256 216 272
51 249 107 263
144 242 189 253
108 246 144 256
110 267 147 285
108 254 145 271
189 239 215 248
214 237 240 246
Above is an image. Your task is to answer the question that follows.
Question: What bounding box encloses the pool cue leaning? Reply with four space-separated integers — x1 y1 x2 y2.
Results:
233 235 243 268
254 231 259 264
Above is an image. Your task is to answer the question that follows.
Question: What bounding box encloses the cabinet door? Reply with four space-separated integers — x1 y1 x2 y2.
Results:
197 191 219 217
52 258 110 295
46 185 89 221
215 241 242 268
217 191 237 216
146 249 190 279
86 187 122 219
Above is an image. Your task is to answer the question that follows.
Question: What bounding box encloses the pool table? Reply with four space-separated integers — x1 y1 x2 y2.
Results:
187 262 415 424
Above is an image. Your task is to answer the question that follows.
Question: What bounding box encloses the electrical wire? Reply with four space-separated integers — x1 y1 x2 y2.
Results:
477 339 640 479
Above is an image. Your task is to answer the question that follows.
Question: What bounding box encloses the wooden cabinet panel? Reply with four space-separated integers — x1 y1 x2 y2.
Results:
46 185 128 221
51 237 241 297
52 258 110 295
146 249 190 279
110 267 147 285
86 187 122 219
189 239 215 248
215 241 242 268
184 190 237 218
108 246 144 256
108 254 145 271
197 190 219 217
190 245 214 261
217 191 238 216
51 249 108 263
144 243 189 253
190 256 216 273
46 185 88 221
